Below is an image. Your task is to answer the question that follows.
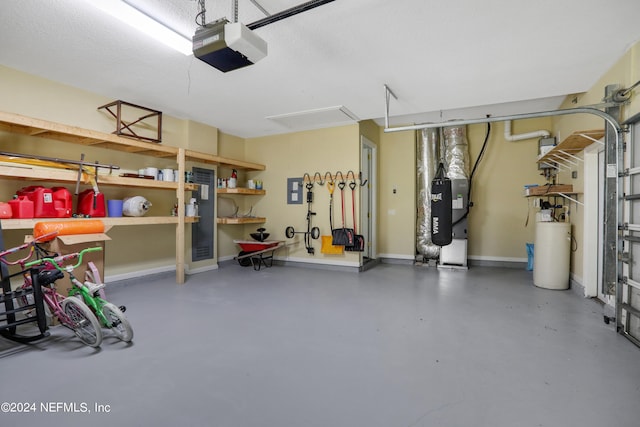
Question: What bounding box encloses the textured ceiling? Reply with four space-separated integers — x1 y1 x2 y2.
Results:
1 0 639 138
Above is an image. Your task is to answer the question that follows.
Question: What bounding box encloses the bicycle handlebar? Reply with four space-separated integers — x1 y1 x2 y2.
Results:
0 231 59 266
24 246 103 271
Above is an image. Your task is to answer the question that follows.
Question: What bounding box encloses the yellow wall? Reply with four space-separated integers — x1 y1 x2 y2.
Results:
467 119 552 260
244 125 361 265
359 119 380 146
377 119 550 260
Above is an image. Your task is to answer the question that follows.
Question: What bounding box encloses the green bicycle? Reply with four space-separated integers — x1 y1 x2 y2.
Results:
26 247 133 343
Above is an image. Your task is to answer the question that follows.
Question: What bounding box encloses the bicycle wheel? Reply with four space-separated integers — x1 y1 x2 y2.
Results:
102 302 133 342
61 297 103 348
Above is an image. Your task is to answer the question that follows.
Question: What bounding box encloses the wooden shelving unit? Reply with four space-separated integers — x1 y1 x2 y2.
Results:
216 187 266 225
537 129 604 165
0 111 265 171
0 110 266 283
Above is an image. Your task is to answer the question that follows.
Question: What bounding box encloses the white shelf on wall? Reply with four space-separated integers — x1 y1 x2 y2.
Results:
537 129 604 168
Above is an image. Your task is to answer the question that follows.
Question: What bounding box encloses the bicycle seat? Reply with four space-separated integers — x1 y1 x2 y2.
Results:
37 269 64 287
84 281 105 295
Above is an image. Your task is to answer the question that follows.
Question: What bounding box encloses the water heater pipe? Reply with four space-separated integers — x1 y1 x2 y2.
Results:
504 120 550 141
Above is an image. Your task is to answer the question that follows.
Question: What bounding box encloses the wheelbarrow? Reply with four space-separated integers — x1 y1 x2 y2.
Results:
233 240 285 271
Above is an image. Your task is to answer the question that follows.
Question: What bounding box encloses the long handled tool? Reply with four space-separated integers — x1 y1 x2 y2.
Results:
345 178 365 252
331 174 354 247
321 179 343 254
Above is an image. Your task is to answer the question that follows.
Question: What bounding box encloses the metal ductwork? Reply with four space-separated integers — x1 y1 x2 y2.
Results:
416 128 441 259
443 125 470 180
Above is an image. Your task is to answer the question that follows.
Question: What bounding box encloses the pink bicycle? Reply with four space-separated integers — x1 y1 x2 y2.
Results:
0 233 102 348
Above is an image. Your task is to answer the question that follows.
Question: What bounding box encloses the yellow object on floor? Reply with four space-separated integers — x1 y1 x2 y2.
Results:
321 235 343 254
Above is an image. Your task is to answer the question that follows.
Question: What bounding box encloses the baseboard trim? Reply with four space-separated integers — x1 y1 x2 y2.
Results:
377 253 415 260
379 254 528 269
380 257 414 265
274 258 360 272
275 256 360 268
187 264 219 275
468 258 527 269
106 263 219 285
106 265 176 284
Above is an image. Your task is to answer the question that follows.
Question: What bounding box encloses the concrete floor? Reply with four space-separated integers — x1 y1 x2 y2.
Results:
1 263 639 427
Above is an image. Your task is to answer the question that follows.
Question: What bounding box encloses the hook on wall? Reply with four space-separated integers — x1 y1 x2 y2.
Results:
302 172 313 189
359 171 368 186
300 170 367 186
313 171 324 186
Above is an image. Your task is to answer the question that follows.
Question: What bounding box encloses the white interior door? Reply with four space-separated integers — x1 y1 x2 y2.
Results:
361 137 376 259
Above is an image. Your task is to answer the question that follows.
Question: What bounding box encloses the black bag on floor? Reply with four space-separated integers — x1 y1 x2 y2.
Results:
431 162 452 247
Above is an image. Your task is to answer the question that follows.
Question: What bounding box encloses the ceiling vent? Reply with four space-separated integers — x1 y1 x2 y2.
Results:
266 106 359 130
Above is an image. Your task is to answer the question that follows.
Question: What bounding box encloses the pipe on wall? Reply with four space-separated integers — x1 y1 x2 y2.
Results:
503 120 550 142
416 128 441 259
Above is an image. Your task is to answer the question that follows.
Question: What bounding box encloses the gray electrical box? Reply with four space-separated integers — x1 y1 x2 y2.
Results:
287 177 303 204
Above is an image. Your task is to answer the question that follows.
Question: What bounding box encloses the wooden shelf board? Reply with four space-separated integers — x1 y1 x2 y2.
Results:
0 110 265 171
0 216 198 230
0 165 198 191
185 149 265 171
217 217 266 224
538 129 604 164
0 111 179 157
216 188 265 195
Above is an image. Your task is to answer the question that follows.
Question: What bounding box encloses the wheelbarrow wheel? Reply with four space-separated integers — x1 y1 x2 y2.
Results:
285 226 295 239
237 251 254 267
311 226 320 239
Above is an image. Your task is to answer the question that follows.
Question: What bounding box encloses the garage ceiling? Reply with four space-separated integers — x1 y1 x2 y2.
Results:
1 0 639 138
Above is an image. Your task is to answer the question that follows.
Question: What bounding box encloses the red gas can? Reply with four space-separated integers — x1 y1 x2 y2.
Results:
9 196 35 219
16 186 56 218
0 202 11 219
51 187 73 218
76 189 106 217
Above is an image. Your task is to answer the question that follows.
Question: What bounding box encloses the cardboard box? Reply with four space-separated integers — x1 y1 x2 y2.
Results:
34 233 111 297
525 184 573 196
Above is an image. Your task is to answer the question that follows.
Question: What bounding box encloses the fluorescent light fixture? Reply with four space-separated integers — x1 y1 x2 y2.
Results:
87 0 192 55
